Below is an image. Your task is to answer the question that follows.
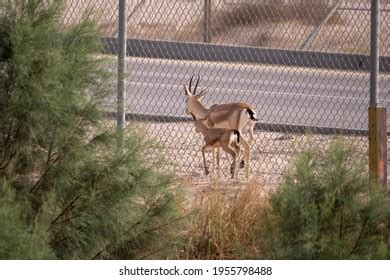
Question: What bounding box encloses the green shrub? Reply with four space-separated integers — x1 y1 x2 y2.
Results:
0 0 181 259
0 179 53 259
259 140 390 259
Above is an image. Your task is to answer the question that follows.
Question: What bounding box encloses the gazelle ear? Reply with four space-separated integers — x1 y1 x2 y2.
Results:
184 85 192 96
197 88 208 99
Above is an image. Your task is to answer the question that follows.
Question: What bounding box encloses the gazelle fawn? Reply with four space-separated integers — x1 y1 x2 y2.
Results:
194 117 240 179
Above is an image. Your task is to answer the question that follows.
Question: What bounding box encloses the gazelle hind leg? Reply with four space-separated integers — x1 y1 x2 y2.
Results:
223 146 237 179
232 142 240 157
230 142 240 179
248 122 255 147
244 123 255 176
237 112 252 168
239 137 250 178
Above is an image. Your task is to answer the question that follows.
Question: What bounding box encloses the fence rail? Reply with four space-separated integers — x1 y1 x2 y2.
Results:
102 38 390 72
104 112 390 136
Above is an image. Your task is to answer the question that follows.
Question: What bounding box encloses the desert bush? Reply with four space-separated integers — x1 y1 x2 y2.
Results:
180 182 266 259
0 0 181 259
0 179 53 259
259 140 390 259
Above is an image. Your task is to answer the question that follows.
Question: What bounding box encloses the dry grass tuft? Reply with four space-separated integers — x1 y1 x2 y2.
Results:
210 2 342 38
178 179 269 260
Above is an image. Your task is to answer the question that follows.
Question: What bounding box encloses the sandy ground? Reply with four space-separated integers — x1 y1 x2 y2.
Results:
117 120 390 199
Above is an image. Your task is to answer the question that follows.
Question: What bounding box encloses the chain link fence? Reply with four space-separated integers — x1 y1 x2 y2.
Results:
62 0 389 185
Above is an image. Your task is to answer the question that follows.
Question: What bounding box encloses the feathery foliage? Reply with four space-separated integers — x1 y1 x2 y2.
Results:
0 0 181 259
259 140 390 259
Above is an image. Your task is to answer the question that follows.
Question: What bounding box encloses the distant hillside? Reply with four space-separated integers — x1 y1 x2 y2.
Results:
62 0 390 55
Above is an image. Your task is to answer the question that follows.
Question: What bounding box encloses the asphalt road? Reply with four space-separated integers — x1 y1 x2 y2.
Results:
103 56 390 133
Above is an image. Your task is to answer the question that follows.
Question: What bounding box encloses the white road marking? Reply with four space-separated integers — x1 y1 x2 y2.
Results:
99 54 389 78
129 70 371 95
128 81 381 102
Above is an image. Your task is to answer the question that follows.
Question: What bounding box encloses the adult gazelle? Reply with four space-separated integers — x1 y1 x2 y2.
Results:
184 75 258 178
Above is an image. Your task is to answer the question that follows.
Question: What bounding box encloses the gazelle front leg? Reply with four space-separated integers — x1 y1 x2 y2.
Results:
202 146 209 176
216 148 220 178
211 148 216 179
230 141 240 179
212 148 215 178
211 147 220 180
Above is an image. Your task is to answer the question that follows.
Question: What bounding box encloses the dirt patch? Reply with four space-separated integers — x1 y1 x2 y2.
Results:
132 121 375 182
100 118 390 201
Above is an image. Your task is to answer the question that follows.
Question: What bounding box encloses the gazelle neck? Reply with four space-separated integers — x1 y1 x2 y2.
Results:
192 99 209 119
195 119 209 135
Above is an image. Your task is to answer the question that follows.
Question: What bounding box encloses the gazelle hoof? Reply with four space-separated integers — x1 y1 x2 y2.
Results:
205 169 210 175
240 160 245 169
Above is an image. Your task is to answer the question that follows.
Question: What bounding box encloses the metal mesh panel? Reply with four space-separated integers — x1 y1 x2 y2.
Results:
62 0 390 184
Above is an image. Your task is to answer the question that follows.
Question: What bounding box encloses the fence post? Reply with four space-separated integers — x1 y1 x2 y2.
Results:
117 0 127 150
369 0 387 189
203 0 211 43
